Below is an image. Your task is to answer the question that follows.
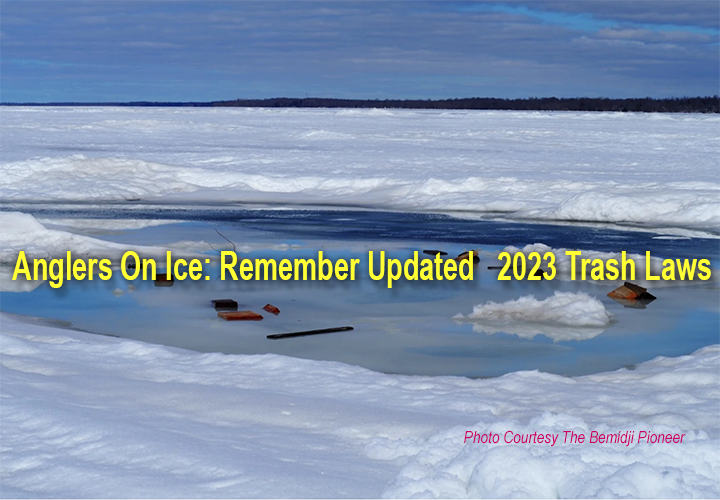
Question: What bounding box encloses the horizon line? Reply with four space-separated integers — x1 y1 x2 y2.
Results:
2 95 719 106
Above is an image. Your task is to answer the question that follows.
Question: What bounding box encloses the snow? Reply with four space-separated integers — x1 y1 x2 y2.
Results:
0 212 300 291
1 107 718 235
0 212 182 293
454 291 614 341
1 313 718 498
0 212 163 264
1 107 719 497
38 218 182 231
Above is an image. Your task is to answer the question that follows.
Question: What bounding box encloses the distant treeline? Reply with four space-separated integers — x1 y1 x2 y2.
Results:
4 96 718 113
214 96 719 113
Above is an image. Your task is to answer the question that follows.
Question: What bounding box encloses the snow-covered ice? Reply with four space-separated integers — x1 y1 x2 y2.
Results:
0 212 171 264
1 107 718 235
0 212 188 292
1 107 719 498
1 314 718 498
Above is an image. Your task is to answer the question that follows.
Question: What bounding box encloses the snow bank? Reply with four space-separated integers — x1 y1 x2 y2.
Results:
546 188 720 228
0 212 196 292
1 155 206 201
2 156 718 235
1 108 718 234
454 291 613 341
0 211 309 292
0 211 169 264
1 313 718 498
38 218 182 231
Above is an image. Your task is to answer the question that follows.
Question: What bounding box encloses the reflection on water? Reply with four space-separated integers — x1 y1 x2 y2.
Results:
462 320 608 342
1 209 719 378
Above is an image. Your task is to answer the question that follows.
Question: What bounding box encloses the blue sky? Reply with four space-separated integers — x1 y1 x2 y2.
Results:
1 1 718 102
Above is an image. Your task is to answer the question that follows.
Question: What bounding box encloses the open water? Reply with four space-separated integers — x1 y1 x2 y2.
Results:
2 206 718 377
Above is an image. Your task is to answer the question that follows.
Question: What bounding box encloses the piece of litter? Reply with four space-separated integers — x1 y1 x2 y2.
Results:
263 304 280 315
154 274 174 287
267 326 353 339
218 311 263 321
455 251 480 264
212 299 238 311
608 282 656 301
423 250 448 256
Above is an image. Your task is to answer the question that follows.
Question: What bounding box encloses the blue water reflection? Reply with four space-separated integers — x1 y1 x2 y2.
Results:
2 209 718 378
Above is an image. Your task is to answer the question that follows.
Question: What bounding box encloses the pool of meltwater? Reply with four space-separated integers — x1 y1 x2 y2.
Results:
2 207 719 378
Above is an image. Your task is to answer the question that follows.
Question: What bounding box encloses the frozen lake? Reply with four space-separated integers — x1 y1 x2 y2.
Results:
2 108 718 376
1 108 718 498
2 107 718 236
